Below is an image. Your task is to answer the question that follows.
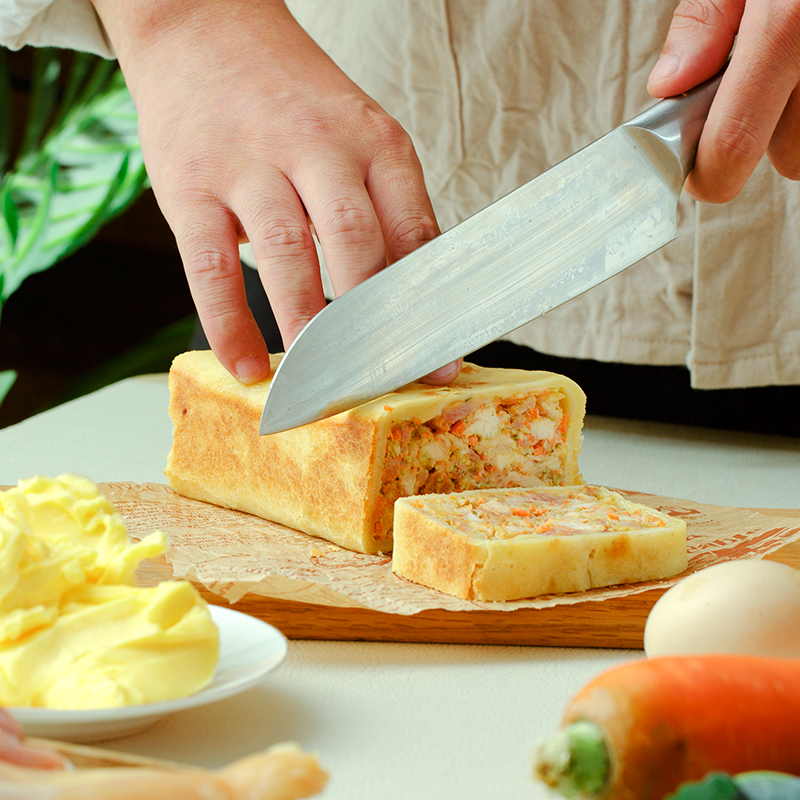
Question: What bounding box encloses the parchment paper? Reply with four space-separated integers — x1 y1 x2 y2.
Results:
104 482 800 615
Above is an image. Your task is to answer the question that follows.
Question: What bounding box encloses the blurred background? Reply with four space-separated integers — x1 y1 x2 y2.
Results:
0 46 195 429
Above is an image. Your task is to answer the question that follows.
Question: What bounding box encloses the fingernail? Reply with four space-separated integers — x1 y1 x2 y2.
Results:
421 360 462 385
235 355 268 383
648 53 680 84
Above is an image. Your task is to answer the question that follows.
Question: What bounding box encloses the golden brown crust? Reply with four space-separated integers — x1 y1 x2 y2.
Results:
166 353 382 552
391 487 688 600
165 351 587 554
391 501 486 598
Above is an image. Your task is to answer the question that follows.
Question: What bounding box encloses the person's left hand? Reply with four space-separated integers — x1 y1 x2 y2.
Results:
0 708 68 770
647 0 800 202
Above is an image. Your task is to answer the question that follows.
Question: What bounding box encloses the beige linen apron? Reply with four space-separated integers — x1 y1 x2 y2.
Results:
289 0 800 390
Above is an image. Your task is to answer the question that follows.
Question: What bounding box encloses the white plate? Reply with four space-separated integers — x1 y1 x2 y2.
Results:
11 606 288 743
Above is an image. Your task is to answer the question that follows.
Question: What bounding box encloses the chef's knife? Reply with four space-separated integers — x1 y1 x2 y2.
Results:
260 70 724 435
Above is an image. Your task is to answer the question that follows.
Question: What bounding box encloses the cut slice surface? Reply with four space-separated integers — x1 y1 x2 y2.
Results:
392 486 688 601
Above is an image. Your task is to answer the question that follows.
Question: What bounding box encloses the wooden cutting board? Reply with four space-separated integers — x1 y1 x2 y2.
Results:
136 510 800 650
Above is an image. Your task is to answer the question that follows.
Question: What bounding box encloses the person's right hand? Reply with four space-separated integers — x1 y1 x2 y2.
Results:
89 0 461 385
648 0 800 203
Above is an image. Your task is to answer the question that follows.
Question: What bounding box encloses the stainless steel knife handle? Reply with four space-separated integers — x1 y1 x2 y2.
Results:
621 67 725 193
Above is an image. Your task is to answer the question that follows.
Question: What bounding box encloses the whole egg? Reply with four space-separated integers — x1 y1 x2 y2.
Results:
644 559 800 658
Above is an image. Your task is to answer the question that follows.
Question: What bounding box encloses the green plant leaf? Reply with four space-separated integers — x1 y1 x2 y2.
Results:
17 48 62 163
68 55 117 118
1 53 149 300
46 51 96 135
2 159 58 299
0 50 157 421
0 370 16 408
0 178 19 257
0 48 12 174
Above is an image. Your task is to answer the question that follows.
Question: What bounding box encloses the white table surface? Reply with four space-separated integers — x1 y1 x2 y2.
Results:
1 375 799 799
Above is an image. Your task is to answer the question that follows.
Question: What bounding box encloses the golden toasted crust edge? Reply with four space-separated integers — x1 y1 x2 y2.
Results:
391 489 688 601
165 352 383 553
391 501 487 599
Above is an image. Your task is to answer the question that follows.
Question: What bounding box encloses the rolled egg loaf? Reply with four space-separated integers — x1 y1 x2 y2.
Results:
391 485 688 600
165 350 586 555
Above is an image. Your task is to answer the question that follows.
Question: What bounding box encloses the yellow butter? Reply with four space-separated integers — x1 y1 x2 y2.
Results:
0 474 219 709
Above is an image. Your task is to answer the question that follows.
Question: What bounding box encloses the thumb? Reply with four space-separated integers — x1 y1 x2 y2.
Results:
648 0 744 97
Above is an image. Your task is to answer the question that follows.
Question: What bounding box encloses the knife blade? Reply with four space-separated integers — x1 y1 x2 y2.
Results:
260 70 724 435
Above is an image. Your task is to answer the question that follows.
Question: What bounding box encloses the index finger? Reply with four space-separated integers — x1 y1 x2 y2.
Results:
687 0 800 201
364 128 463 385
172 195 272 382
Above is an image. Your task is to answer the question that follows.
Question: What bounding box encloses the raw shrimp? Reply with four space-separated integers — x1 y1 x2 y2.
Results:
0 742 326 800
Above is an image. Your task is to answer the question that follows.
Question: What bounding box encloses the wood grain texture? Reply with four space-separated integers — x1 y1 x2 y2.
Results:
135 513 800 650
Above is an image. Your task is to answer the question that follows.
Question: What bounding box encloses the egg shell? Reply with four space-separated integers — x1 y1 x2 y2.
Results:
644 559 800 659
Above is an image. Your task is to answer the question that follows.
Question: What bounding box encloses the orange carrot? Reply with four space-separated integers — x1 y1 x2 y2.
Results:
534 655 800 800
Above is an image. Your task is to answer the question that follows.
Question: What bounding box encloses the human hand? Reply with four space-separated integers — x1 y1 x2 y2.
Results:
89 0 460 385
647 0 800 202
0 707 68 770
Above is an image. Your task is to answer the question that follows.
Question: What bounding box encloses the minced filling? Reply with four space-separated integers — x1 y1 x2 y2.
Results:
426 487 668 540
373 391 570 540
